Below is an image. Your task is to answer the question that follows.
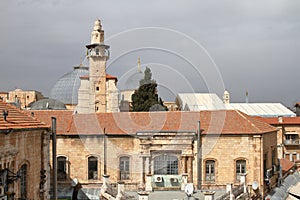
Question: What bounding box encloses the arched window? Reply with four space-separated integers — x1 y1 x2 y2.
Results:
20 164 27 199
205 160 215 182
154 154 178 175
88 156 98 180
96 48 100 55
57 156 67 180
119 156 130 180
236 160 246 181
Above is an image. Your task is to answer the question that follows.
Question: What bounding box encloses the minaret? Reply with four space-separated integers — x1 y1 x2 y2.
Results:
86 19 110 113
223 90 230 104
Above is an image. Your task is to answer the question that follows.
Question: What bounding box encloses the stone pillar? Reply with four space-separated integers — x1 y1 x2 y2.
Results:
204 191 215 200
187 156 193 183
181 173 188 191
138 191 149 200
116 181 125 200
141 157 145 186
145 156 150 174
145 174 153 192
182 156 187 173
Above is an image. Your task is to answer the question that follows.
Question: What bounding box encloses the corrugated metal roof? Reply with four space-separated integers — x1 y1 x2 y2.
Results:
228 103 296 117
176 93 226 111
176 93 295 117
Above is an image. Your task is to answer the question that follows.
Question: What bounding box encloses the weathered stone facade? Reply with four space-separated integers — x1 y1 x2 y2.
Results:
261 117 300 170
8 88 44 109
32 110 278 198
0 101 50 200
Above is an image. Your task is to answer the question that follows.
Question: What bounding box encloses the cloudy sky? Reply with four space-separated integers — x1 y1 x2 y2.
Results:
0 0 299 107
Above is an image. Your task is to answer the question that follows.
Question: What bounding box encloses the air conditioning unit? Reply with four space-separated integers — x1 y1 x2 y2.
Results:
154 175 163 183
170 178 178 183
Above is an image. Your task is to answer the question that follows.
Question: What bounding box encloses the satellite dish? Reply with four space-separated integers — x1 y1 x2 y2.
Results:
71 178 78 187
185 183 194 196
252 181 259 190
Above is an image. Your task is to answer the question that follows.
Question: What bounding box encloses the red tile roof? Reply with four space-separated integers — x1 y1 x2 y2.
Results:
258 117 300 125
280 158 295 174
0 100 49 131
106 74 118 80
29 110 277 135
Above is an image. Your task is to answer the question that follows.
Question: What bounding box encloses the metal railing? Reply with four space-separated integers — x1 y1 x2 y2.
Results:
284 139 299 145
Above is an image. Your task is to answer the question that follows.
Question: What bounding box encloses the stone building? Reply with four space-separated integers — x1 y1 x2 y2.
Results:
0 92 8 102
7 88 44 109
0 100 50 200
77 20 119 113
260 117 300 169
31 109 278 198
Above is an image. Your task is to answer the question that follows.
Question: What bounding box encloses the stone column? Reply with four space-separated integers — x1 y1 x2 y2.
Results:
116 181 125 200
141 157 145 186
187 156 193 183
182 156 187 173
145 174 153 192
145 156 150 174
204 191 215 200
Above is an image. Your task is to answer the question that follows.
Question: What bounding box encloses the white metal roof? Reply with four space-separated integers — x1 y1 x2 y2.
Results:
227 103 296 117
176 93 296 117
176 93 226 111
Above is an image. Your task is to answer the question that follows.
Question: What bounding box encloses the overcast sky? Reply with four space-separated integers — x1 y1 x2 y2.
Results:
0 0 299 107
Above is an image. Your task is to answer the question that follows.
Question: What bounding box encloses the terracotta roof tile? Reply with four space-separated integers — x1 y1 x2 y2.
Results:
29 110 277 135
280 158 295 174
258 117 300 125
0 100 49 130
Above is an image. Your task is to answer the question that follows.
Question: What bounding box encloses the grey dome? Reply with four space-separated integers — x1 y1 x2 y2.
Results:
50 65 88 105
30 99 67 110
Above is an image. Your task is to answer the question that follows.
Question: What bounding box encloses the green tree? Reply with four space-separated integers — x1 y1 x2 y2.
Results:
131 67 168 112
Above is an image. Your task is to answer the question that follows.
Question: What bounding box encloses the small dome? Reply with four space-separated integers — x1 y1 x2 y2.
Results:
50 65 88 105
30 99 66 110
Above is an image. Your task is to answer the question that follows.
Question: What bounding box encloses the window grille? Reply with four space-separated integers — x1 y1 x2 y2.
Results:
205 160 215 182
120 157 130 180
154 155 178 175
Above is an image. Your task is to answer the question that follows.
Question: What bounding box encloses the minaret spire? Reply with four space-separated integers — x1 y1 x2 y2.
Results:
138 57 141 73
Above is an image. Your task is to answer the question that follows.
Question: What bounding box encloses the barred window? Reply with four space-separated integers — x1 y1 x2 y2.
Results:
20 164 27 199
205 160 215 182
88 156 98 180
120 156 130 180
236 160 246 181
154 155 178 175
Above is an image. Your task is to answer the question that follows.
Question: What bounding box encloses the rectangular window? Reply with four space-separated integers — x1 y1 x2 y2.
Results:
57 156 67 180
205 160 215 182
120 157 130 180
153 155 178 175
20 164 27 199
236 160 246 181
88 157 98 180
